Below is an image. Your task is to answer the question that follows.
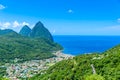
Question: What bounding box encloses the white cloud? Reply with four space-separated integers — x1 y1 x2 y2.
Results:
13 21 30 28
0 21 31 31
13 21 20 28
21 22 29 26
3 22 11 28
68 9 73 13
0 22 11 29
12 21 30 32
0 4 5 10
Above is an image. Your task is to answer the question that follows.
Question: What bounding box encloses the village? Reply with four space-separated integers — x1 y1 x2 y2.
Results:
4 51 74 80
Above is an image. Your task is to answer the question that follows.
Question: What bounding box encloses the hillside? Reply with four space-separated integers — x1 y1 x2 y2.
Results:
0 33 62 63
0 29 16 35
0 22 63 79
0 22 63 63
19 25 31 37
0 33 62 78
30 45 120 80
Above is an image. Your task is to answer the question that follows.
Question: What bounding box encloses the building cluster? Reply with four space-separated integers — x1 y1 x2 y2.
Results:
4 51 74 80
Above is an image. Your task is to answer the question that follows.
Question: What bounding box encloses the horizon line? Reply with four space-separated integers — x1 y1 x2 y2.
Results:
53 35 120 36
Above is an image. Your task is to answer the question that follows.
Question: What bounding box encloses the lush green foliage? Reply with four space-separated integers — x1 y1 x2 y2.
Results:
0 32 62 63
0 67 6 77
85 74 105 80
0 77 9 80
30 45 120 80
0 22 63 78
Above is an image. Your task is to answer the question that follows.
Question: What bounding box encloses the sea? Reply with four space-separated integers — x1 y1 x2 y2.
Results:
53 35 120 55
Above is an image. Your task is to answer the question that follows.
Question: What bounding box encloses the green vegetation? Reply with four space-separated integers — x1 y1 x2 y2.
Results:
0 32 62 63
0 67 6 77
0 21 62 63
0 77 9 80
1 21 119 79
85 74 105 80
30 45 120 80
0 21 63 78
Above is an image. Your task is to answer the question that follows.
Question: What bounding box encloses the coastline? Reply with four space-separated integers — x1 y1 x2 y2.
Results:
53 50 75 59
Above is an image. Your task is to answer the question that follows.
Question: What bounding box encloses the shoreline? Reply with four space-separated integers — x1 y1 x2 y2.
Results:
53 50 75 59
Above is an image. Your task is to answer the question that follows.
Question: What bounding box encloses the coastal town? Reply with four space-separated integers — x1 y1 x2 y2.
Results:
3 51 74 80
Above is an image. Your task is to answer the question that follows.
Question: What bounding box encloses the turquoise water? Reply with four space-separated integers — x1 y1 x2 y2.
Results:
53 35 120 55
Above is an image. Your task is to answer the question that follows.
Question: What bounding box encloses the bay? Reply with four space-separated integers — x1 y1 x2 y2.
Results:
53 35 120 55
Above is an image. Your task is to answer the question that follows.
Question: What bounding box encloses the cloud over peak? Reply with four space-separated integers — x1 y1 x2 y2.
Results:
0 4 5 10
12 21 30 28
0 21 30 31
22 22 29 26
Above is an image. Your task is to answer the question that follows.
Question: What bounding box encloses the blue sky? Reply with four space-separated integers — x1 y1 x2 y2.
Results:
0 0 120 35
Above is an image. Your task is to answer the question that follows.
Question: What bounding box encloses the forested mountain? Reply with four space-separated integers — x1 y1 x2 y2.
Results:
30 21 53 41
0 22 63 79
19 21 53 41
0 34 62 63
30 45 120 80
19 25 31 37
0 22 62 63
